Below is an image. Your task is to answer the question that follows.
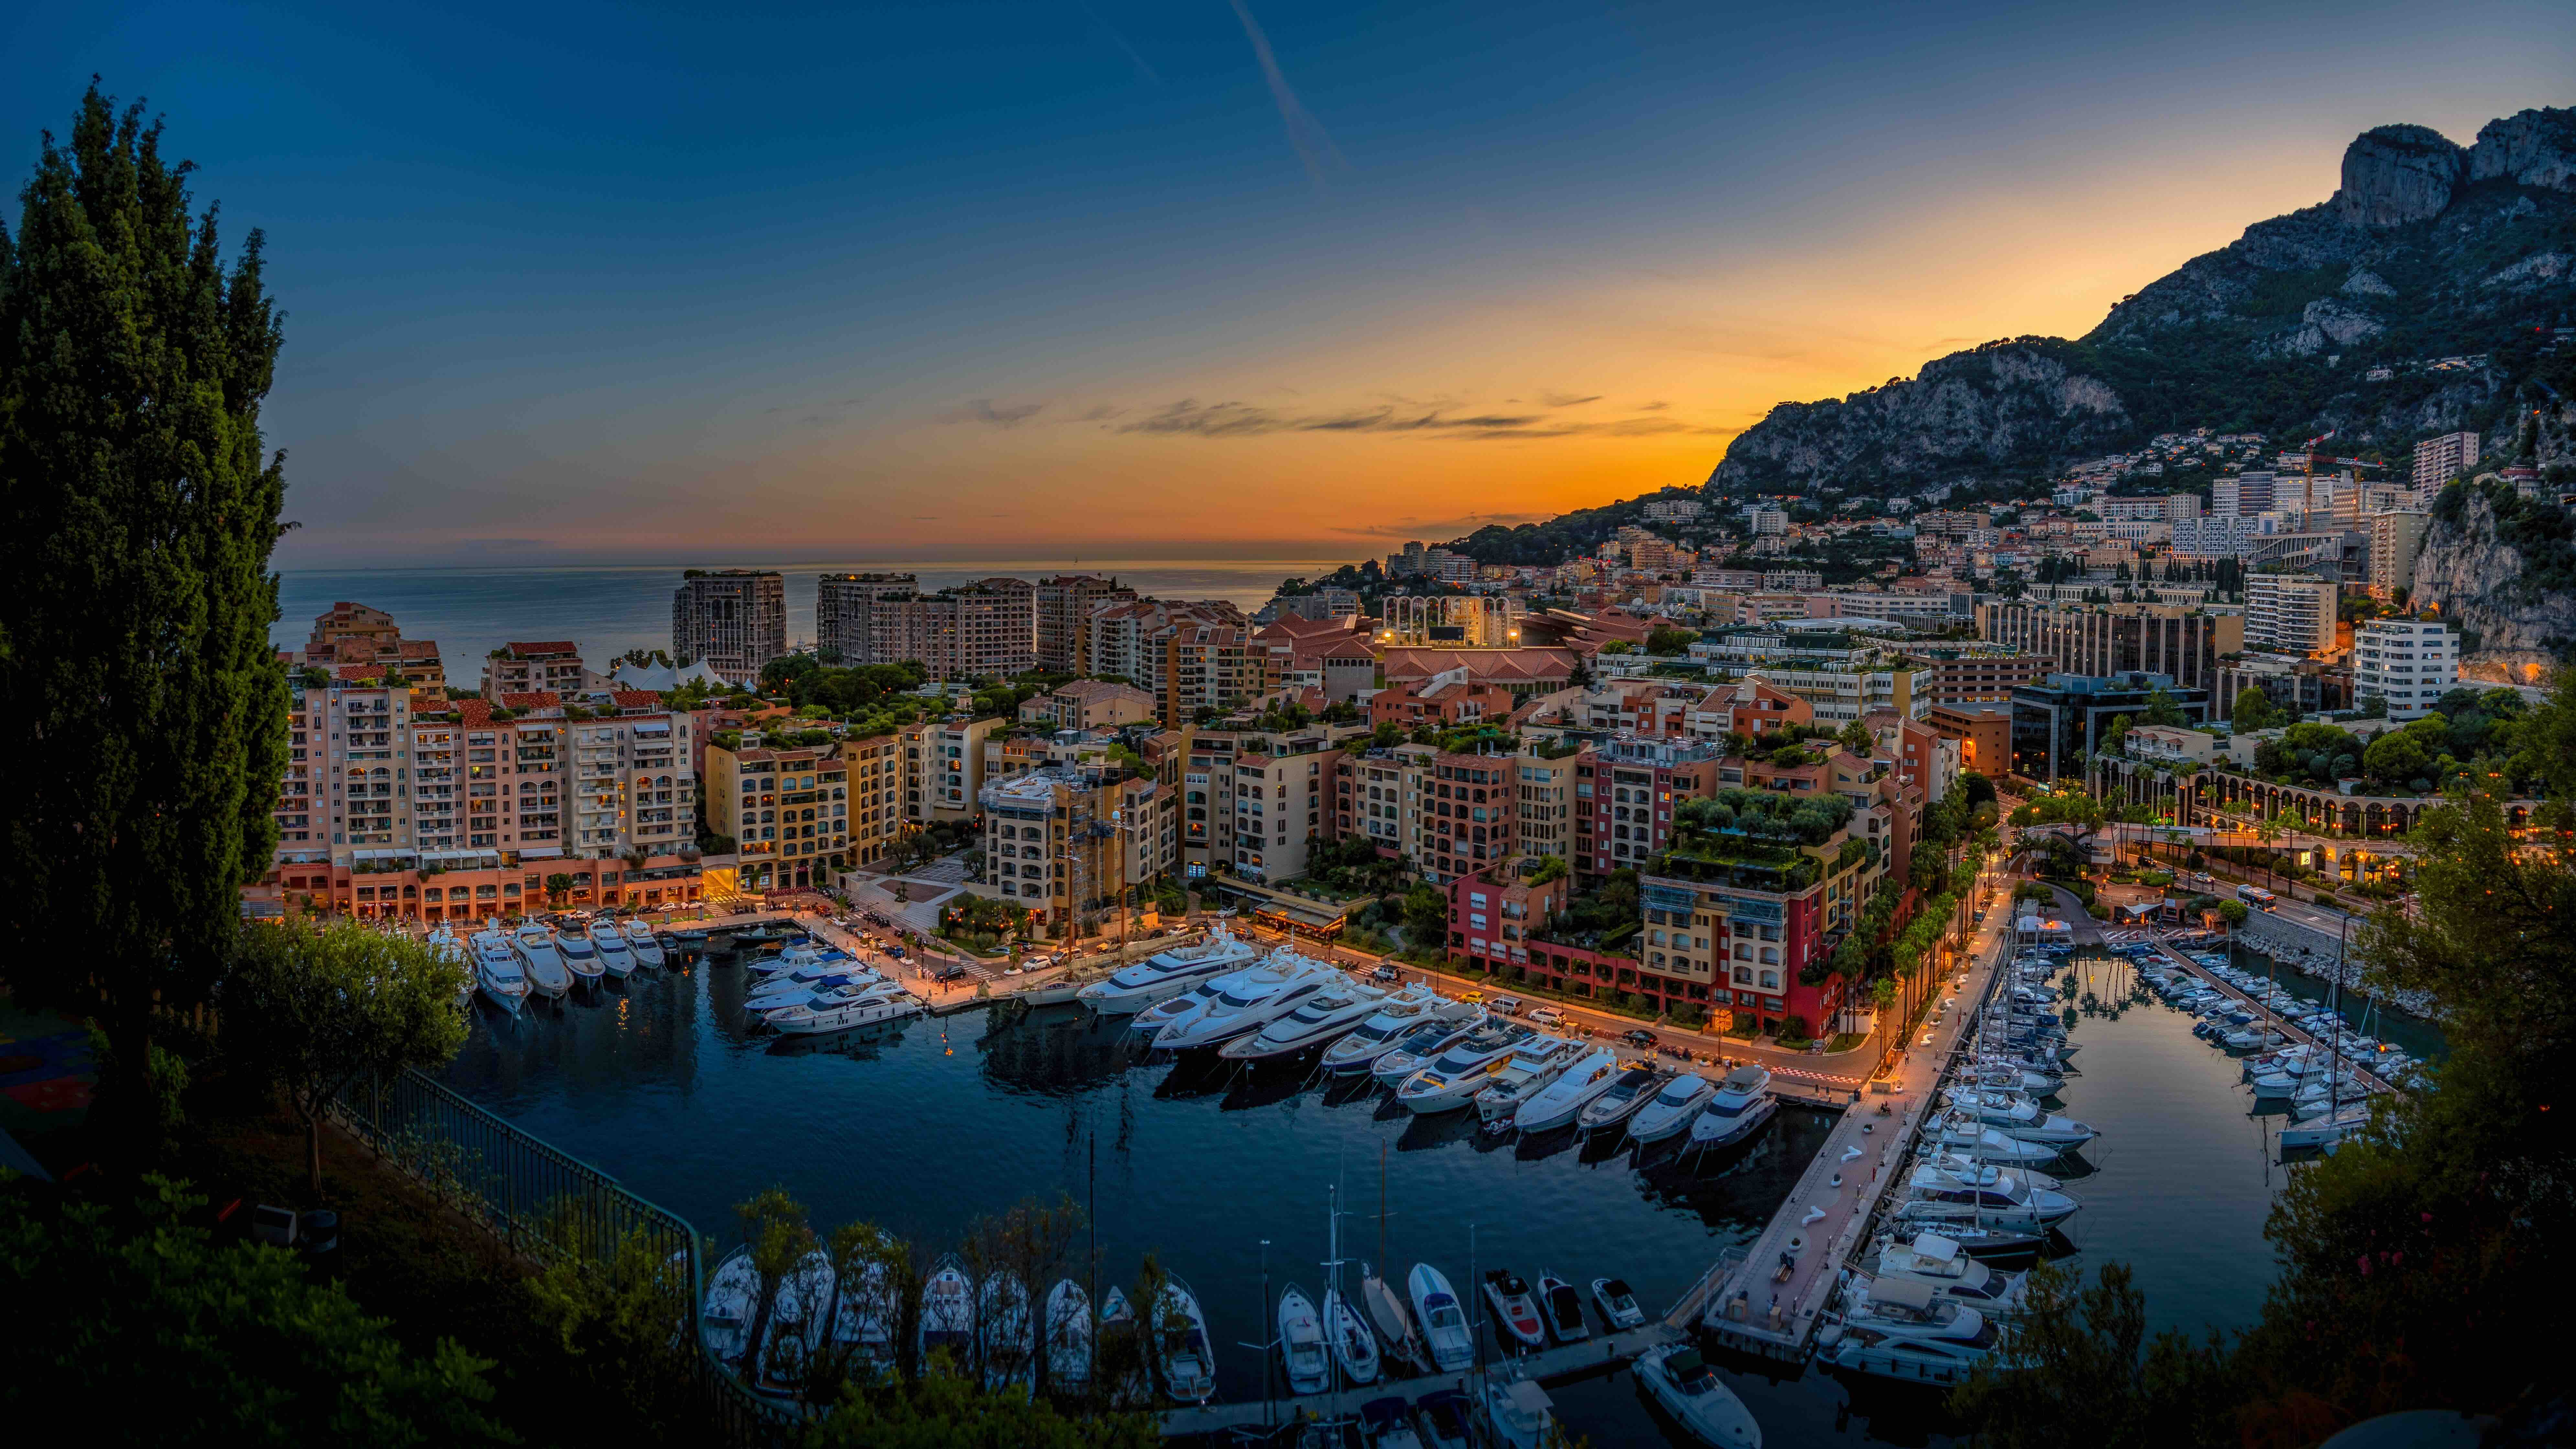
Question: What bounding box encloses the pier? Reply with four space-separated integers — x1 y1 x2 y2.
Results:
2135 936 2403 1096
1158 1322 1685 1438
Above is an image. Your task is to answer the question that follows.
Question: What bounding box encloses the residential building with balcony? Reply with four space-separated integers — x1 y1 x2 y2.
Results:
814 572 919 663
1901 646 2050 703
902 716 1005 824
2244 574 2339 657
1018 679 1160 730
979 762 1170 928
2352 618 2458 721
1181 722 1353 881
480 640 598 700
2367 510 2432 600
1577 736 1726 878
1034 574 1137 672
705 738 850 891
1975 600 2240 693
1636 806 1888 1030
673 569 787 684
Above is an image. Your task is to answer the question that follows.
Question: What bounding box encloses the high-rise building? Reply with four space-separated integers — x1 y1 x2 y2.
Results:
481 641 594 699
2352 618 2458 721
672 570 786 684
850 578 1037 680
815 573 919 664
1975 602 2241 692
2411 431 2482 499
2367 510 2433 600
296 602 447 694
2212 472 2276 518
2243 574 2339 657
1035 574 1135 673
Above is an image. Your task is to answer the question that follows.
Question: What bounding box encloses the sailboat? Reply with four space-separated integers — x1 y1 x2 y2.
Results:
1359 1147 1426 1369
1321 1181 1381 1387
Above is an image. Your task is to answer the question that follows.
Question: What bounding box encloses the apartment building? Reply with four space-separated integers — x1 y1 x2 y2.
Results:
2352 618 2458 721
979 763 1172 928
1161 622 1254 723
1368 667 1515 730
672 570 787 684
1084 600 1246 714
1578 736 1726 878
1035 574 1136 672
1512 748 1580 864
814 573 919 664
1902 647 2049 703
1017 679 1160 730
1684 677 1813 740
297 602 448 694
863 578 1039 680
2412 430 2482 498
1975 601 2241 693
1182 724 1350 881
842 732 903 866
562 692 697 859
2367 510 2432 600
901 716 1005 824
1925 701 2011 778
704 738 850 891
2009 673 2212 783
2243 574 2339 657
480 641 595 699
1637 806 1890 1030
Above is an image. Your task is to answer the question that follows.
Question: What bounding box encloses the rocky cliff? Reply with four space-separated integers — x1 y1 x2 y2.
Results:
2414 483 2576 679
1710 107 2576 492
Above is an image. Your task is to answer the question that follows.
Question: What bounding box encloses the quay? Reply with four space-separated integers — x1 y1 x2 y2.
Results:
2136 934 2402 1097
1158 1322 1685 1438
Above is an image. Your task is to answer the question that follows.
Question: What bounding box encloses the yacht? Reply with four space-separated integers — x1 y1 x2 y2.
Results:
1536 1272 1588 1344
1152 955 1339 1052
1591 1277 1645 1329
1156 1276 1217 1403
1044 1279 1091 1392
1277 1284 1332 1396
1629 1073 1717 1145
1368 1014 1491 1087
1577 1066 1670 1138
2281 1101 2372 1151
1319 987 1473 1076
1943 1089 2097 1147
554 925 605 988
1915 1151 2064 1193
765 984 922 1035
1689 1065 1778 1151
979 1273 1033 1391
1407 1263 1475 1373
1867 1233 2029 1318
1894 1163 2081 1232
1483 1379 1558 1449
1127 973 1238 1042
1220 982 1388 1060
919 1255 973 1369
1076 926 1257 1014
470 927 530 1014
427 926 472 1009
1509 1046 1623 1134
510 922 573 999
831 1260 895 1383
1396 1023 1536 1114
744 969 880 1013
699 1245 759 1368
752 1247 836 1395
1635 1344 1762 1448
1324 1285 1380 1385
587 917 637 979
1481 1269 1545 1349
1921 1112 2066 1166
1965 1063 2061 1097
622 917 666 969
1471 1037 1590 1128
1818 1279 1998 1385
746 940 835 979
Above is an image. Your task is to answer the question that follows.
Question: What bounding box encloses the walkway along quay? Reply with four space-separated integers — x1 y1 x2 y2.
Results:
1697 892 2020 1362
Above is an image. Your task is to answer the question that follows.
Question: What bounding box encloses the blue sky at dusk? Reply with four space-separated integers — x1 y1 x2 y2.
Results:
7 1 2570 565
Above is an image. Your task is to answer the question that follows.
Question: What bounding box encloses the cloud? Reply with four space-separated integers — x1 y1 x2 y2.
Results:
1229 0 1343 192
1074 0 1161 85
941 399 1045 427
1111 397 1735 442
1073 403 1125 422
1536 390 1602 408
1635 400 1670 411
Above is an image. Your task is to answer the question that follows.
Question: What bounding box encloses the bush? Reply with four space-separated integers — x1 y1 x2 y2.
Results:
1779 1014 1812 1040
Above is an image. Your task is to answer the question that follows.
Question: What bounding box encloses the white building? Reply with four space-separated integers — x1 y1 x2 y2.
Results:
2410 431 2481 500
2244 574 2339 657
2352 618 2457 721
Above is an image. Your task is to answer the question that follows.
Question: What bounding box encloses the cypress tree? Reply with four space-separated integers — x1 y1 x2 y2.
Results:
0 86 289 1149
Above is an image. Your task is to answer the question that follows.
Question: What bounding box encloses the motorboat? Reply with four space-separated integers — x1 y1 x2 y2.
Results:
919 1255 974 1369
622 917 666 969
1921 1112 2066 1165
1577 1066 1670 1138
1128 975 1243 1041
1044 1279 1091 1391
554 925 606 988
765 986 921 1035
1361 1397 1424 1449
1324 1285 1381 1385
510 922 573 999
980 1273 1033 1392
1867 1233 2029 1317
1407 1262 1475 1372
1689 1065 1778 1151
1535 1272 1587 1344
743 970 881 1013
830 1260 895 1383
1893 1222 2048 1261
2281 1101 2372 1151
1097 1286 1137 1368
1414 1389 1473 1449
699 1245 758 1367
1277 1283 1331 1396
1817 1278 1998 1385
752 1247 836 1395
1629 1073 1717 1144
1156 1276 1217 1403
1591 1277 1645 1329
1220 982 1388 1061
1481 1269 1546 1349
1965 1064 2061 1097
1635 1343 1762 1448
1895 1163 2081 1232
470 928 530 1014
1152 954 1338 1051
1915 1150 2064 1193
1471 1037 1589 1128
1368 1014 1490 1087
746 941 840 980
1482 1378 1558 1449
427 926 471 1009
1361 1264 1426 1370
587 917 637 979
1076 926 1258 1014
1943 1090 2097 1147
1395 1023 1536 1114
1509 1047 1622 1134
1320 987 1474 1076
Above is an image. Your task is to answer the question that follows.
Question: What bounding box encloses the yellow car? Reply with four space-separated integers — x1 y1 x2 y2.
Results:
1461 990 1485 1004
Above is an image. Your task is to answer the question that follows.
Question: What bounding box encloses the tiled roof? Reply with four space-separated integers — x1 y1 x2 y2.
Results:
499 691 562 709
502 641 579 655
611 690 664 709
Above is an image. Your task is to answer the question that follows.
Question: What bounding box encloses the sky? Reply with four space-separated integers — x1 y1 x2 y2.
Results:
6 2 2570 567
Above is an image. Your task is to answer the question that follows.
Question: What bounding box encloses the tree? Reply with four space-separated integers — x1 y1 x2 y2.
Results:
0 1175 507 1444
2230 686 2281 731
224 920 469 1194
1645 625 1697 656
2361 728 2429 785
1400 884 1450 949
1837 719 1876 756
0 86 292 1155
545 873 577 907
2142 686 2184 727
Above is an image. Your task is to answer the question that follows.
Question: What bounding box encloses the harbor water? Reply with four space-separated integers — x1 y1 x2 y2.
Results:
441 939 2358 1444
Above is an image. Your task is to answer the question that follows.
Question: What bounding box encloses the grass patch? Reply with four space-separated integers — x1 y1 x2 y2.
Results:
1827 1032 1870 1053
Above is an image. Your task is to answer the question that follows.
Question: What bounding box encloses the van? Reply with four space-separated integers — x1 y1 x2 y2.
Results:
1490 995 1525 1017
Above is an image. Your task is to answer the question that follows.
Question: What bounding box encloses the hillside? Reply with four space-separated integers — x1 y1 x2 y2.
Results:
1708 107 2576 493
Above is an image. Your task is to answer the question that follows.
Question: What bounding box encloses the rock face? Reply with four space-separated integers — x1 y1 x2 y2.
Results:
2413 486 2576 677
1707 106 2576 493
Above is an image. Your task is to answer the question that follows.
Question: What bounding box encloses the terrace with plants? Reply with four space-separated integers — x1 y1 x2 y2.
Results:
1645 788 1854 891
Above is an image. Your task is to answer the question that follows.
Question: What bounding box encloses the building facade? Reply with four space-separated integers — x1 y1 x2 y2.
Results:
2352 618 2458 721
814 572 919 664
673 570 787 684
704 739 849 891
2007 673 2212 784
1035 574 1136 672
1975 601 2241 693
2243 574 2339 657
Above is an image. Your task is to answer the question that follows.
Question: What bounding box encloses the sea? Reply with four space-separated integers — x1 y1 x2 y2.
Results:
272 560 1346 669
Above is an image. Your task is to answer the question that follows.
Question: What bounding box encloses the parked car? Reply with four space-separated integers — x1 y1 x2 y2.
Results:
1490 995 1524 1016
1527 1005 1564 1027
1461 990 1485 1004
1370 965 1400 984
1620 1028 1657 1048
932 964 969 984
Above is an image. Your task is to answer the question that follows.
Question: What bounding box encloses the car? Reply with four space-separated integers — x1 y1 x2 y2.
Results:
1461 990 1485 1004
932 964 969 984
1490 995 1524 1016
1370 965 1399 984
1527 1005 1564 1027
1620 1028 1657 1048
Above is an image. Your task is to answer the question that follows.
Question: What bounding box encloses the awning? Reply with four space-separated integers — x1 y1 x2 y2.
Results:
353 848 415 860
518 846 564 859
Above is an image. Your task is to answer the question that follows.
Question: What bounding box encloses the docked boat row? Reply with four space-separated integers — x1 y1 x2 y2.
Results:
457 911 688 1013
2123 937 2406 1152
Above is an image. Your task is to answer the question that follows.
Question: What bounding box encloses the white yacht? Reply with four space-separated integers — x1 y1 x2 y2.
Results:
1943 1089 2097 1147
1220 982 1388 1060
426 926 472 1009
1368 1014 1490 1087
766 983 922 1035
919 1255 974 1368
979 1273 1033 1391
1323 1286 1379 1385
746 940 834 979
1152 954 1339 1051
744 968 882 1013
1319 988 1470 1075
2281 1101 2372 1151
470 927 530 1014
554 925 606 988
1867 1233 2030 1318
1077 926 1257 1014
510 922 573 999
1043 1279 1091 1391
1577 1065 1669 1138
1818 1279 1998 1385
1277 1284 1331 1397
1396 1023 1536 1114
1689 1065 1778 1150
1921 1111 2066 1165
1894 1163 2081 1231
1471 1036 1590 1127
1510 1046 1623 1133
1127 974 1241 1041
1915 1150 2064 1193
1157 1276 1217 1404
1629 1072 1717 1144
622 917 666 969
1635 1343 1762 1448
1406 1263 1475 1373
586 917 636 978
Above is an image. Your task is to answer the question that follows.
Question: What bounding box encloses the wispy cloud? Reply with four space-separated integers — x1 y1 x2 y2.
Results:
1112 397 1734 441
1075 0 1161 85
1536 390 1602 408
1229 0 1343 192
942 399 1045 427
1327 512 1556 539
